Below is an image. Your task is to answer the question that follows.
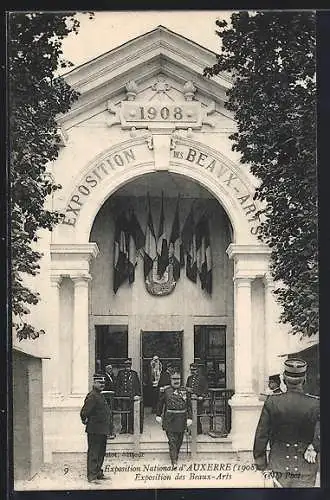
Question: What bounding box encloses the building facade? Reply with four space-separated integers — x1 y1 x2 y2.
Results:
21 26 307 462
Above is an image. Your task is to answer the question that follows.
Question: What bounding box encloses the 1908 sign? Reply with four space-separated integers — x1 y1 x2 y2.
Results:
120 101 202 128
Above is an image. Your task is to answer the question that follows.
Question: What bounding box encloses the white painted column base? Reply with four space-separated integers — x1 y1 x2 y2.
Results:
229 394 263 450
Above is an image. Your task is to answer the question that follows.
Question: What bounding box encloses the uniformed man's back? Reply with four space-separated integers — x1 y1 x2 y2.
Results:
253 359 320 487
265 390 318 445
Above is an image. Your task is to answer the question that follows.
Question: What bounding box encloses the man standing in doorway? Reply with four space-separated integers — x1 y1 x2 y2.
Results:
80 375 111 484
116 358 141 434
253 359 320 487
150 355 162 413
186 363 208 434
156 371 192 467
103 364 116 439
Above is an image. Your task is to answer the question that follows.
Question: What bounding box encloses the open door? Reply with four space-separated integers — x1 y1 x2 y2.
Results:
95 325 128 375
141 330 183 410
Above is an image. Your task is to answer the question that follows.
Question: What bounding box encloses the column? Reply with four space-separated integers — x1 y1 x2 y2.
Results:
71 274 91 395
263 274 289 385
264 277 276 388
233 277 254 395
49 275 62 395
229 275 263 450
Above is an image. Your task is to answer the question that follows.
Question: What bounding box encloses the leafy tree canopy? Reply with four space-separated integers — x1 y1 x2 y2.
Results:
9 12 93 340
205 11 317 337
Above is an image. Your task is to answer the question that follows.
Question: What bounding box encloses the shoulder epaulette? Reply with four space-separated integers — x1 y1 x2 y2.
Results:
160 385 171 393
306 393 320 399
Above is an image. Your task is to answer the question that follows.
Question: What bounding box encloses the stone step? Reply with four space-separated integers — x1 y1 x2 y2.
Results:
106 437 235 455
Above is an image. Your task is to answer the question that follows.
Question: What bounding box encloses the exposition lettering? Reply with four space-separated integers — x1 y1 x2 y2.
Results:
62 144 261 235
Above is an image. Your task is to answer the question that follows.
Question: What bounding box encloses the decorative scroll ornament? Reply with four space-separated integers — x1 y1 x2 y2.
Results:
145 258 176 296
125 80 138 101
183 81 196 101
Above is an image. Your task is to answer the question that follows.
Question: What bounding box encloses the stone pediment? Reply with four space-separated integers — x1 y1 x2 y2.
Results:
58 26 234 130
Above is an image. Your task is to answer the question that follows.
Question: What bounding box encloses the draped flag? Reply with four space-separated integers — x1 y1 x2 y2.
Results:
182 206 197 283
144 194 157 279
196 214 212 294
127 209 145 284
113 212 128 293
169 195 184 281
157 191 168 277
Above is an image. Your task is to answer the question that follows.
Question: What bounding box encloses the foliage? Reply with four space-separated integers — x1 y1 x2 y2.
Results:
9 12 92 340
204 11 317 336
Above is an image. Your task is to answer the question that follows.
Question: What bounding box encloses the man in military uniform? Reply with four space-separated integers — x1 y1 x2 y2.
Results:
186 363 208 434
157 361 173 395
253 359 320 487
156 371 192 467
115 358 141 434
80 375 111 484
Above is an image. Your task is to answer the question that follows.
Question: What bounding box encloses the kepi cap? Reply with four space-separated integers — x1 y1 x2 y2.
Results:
124 358 132 365
269 374 281 383
190 363 198 369
284 358 307 377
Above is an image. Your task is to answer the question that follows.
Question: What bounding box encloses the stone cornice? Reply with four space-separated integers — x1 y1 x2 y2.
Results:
58 27 232 128
64 26 230 89
226 243 271 260
50 243 99 260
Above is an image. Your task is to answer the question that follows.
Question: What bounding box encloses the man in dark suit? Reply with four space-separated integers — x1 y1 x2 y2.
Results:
103 364 116 439
186 362 208 434
156 371 192 467
115 358 141 434
104 364 116 391
253 359 320 487
80 375 111 484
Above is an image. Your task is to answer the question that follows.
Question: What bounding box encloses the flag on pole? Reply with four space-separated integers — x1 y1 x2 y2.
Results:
157 191 168 278
196 214 212 294
182 205 197 283
127 209 145 284
144 194 157 279
113 212 128 293
169 195 184 281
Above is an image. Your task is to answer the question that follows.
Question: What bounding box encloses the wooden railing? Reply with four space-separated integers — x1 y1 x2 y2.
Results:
102 391 141 452
102 389 233 457
190 389 234 458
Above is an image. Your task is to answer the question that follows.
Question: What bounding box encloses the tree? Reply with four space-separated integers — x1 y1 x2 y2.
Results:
9 12 93 340
204 11 317 337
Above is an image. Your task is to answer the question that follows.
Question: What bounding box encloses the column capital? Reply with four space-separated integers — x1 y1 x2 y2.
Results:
263 273 275 289
233 275 254 285
71 274 92 285
50 274 63 287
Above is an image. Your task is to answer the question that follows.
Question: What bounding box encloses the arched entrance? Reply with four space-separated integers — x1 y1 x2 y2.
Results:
89 171 234 437
48 138 273 451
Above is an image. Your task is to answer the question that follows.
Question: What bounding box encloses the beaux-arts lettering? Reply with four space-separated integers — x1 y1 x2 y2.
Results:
62 145 261 235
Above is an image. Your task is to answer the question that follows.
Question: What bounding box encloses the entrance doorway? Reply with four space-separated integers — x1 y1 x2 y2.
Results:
95 325 128 375
194 325 227 388
141 331 183 409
